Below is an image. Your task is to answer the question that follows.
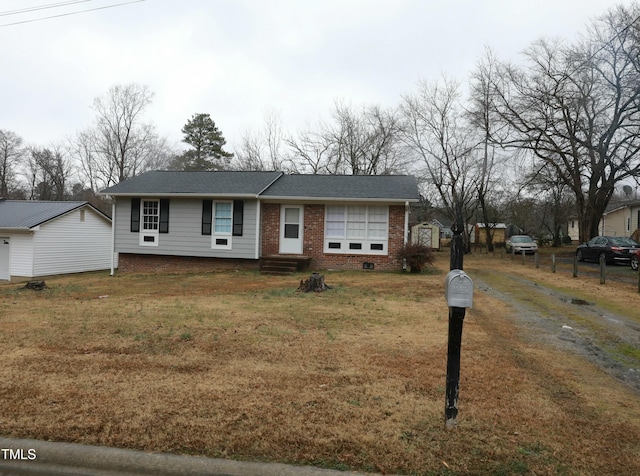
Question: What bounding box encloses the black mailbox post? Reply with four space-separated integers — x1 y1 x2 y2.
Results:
444 215 473 430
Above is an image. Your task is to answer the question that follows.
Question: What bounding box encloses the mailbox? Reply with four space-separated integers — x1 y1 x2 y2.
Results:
445 269 473 308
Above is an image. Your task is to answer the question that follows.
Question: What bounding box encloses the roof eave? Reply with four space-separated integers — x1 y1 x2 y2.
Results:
101 192 260 199
259 196 420 203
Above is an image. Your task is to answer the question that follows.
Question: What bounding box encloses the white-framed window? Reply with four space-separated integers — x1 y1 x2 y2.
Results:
212 201 233 249
140 199 159 246
324 205 389 255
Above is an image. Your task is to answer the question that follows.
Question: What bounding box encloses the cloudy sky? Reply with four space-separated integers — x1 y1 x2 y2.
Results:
0 0 633 153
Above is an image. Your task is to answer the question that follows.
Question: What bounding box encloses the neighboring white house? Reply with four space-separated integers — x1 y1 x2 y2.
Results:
0 200 112 281
568 199 640 242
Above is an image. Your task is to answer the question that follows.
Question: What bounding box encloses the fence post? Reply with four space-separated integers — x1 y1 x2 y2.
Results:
573 254 578 278
600 254 606 284
551 254 556 273
535 251 539 269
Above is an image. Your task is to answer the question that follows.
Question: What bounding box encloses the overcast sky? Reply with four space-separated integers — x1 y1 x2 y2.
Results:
0 0 634 154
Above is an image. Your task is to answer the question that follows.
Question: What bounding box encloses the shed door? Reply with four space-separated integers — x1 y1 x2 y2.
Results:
279 205 303 254
418 227 433 248
0 237 10 281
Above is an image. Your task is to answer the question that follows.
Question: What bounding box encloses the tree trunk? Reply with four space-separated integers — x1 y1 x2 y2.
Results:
297 273 331 293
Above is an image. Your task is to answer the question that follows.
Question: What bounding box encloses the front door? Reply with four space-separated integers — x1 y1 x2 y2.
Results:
279 205 303 254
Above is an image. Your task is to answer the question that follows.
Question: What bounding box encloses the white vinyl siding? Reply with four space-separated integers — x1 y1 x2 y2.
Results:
115 198 258 259
324 205 389 255
31 208 112 277
5 207 111 279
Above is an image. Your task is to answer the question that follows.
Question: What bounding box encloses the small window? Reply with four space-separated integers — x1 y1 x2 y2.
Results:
370 243 384 251
215 238 228 246
349 243 362 250
143 236 155 243
215 202 232 234
328 242 341 249
284 224 299 239
142 200 159 231
80 209 85 222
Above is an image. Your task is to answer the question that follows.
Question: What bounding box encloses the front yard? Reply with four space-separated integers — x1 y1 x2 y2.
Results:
1 255 639 475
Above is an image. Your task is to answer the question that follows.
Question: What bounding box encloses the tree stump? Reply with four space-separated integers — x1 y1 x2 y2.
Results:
24 281 46 291
297 273 332 293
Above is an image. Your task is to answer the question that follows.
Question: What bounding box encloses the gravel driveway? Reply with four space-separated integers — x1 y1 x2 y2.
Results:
472 271 640 393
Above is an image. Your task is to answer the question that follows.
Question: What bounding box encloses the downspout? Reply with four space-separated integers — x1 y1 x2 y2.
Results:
404 201 410 245
403 201 410 272
255 199 261 260
110 199 116 276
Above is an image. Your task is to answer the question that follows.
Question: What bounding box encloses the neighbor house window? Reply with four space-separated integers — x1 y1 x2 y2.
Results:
324 205 388 255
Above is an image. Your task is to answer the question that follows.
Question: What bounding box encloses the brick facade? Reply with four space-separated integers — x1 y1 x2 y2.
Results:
261 203 406 271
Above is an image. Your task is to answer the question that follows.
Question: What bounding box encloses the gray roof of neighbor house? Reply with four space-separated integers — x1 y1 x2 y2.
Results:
100 170 284 197
259 174 420 201
0 200 106 230
100 171 420 202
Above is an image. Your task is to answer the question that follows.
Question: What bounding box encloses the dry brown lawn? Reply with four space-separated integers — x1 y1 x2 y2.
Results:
1 253 639 475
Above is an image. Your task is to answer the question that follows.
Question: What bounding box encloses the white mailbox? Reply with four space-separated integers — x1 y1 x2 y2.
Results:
445 270 473 308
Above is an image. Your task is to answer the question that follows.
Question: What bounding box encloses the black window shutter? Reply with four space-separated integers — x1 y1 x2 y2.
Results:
202 200 212 235
233 200 244 236
130 198 140 232
159 199 170 234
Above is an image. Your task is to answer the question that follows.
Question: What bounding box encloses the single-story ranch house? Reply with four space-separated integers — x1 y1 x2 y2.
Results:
0 199 112 281
100 171 421 273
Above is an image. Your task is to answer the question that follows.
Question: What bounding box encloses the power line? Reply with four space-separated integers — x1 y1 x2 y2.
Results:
0 1 93 18
0 0 145 28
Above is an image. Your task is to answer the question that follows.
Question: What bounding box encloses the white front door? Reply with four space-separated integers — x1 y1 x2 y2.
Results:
0 237 10 281
279 205 303 254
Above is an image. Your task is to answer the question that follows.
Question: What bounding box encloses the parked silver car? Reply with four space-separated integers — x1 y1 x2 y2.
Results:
505 235 538 254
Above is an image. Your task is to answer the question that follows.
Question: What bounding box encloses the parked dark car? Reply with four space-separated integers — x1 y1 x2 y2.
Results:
576 236 640 265
631 249 640 271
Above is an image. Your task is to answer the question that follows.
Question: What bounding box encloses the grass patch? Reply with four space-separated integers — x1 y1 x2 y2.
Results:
0 262 639 475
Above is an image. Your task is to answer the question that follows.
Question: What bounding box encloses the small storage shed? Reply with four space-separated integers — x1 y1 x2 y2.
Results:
473 223 507 245
411 222 440 250
0 200 112 281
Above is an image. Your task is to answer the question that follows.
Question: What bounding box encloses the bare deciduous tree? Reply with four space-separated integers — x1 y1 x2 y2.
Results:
325 102 406 175
0 129 24 198
232 111 289 171
401 77 478 247
24 145 71 200
490 5 640 241
91 84 163 186
468 48 511 251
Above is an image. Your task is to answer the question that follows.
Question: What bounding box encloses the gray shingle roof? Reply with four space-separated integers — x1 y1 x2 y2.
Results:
100 171 420 202
260 174 420 201
0 200 91 229
100 170 283 196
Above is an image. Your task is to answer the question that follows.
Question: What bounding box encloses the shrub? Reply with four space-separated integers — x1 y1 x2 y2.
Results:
396 242 435 273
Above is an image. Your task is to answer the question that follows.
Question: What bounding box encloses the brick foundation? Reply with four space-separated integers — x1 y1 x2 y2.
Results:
117 253 259 274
